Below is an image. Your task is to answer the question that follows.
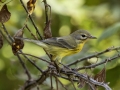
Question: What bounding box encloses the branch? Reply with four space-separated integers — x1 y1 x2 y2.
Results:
1 23 14 42
54 75 68 90
18 52 53 65
1 23 32 81
77 53 120 70
25 25 38 39
43 0 49 23
67 46 120 66
19 51 43 73
58 69 111 90
22 68 49 90
19 0 43 39
19 47 120 90
17 54 31 80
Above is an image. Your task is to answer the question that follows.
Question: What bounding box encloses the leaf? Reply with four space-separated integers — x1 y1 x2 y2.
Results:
0 4 11 23
44 20 52 39
0 33 3 49
27 0 37 15
94 67 106 82
12 29 24 55
92 67 106 90
97 23 120 42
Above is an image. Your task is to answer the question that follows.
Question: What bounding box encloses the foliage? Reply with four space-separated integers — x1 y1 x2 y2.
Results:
0 0 120 90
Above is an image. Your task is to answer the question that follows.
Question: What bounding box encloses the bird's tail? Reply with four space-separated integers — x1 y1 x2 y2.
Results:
15 37 47 48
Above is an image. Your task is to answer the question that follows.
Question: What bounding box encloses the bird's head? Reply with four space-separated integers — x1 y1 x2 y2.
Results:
70 30 97 43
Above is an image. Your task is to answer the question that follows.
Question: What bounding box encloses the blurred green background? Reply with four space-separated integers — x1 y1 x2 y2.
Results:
0 0 120 90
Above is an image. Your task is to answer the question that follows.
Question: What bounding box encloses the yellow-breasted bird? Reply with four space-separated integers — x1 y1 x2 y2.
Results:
18 30 96 64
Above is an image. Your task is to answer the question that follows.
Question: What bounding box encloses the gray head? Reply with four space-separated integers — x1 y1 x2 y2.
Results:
70 30 97 40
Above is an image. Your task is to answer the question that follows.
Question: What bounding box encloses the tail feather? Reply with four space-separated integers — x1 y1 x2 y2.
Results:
15 37 47 48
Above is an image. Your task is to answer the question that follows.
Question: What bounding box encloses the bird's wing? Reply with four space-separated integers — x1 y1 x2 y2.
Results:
15 36 77 49
42 36 77 49
42 37 60 46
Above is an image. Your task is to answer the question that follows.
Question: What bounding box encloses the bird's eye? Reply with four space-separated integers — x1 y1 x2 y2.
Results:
82 34 86 37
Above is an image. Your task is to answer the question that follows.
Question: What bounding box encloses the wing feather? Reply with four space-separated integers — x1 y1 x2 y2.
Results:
42 36 77 49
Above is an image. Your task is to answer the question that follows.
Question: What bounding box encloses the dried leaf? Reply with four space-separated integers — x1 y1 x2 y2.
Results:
94 67 106 82
44 20 52 39
0 4 11 23
0 33 3 49
88 68 106 90
77 78 86 88
27 0 37 15
12 29 24 55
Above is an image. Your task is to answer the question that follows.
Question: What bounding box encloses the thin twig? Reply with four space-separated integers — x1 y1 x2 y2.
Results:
77 54 120 70
67 46 120 66
18 52 53 65
0 29 11 45
17 54 31 80
23 68 49 90
88 82 96 90
60 70 111 90
22 64 112 90
20 0 52 61
20 51 43 73
19 0 43 39
68 76 76 90
25 25 38 39
37 86 40 90
1 23 14 42
43 0 49 23
50 74 53 90
1 23 31 80
54 76 68 90
55 76 59 90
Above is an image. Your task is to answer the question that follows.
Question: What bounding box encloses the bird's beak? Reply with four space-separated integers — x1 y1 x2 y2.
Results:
89 35 97 39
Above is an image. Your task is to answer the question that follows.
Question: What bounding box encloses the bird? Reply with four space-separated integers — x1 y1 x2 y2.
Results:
17 30 96 64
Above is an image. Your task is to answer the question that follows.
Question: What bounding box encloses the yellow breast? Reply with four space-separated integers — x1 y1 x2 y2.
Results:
74 43 84 53
46 41 86 62
58 42 85 58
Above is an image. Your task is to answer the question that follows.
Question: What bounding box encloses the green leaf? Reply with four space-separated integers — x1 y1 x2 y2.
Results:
97 22 120 42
